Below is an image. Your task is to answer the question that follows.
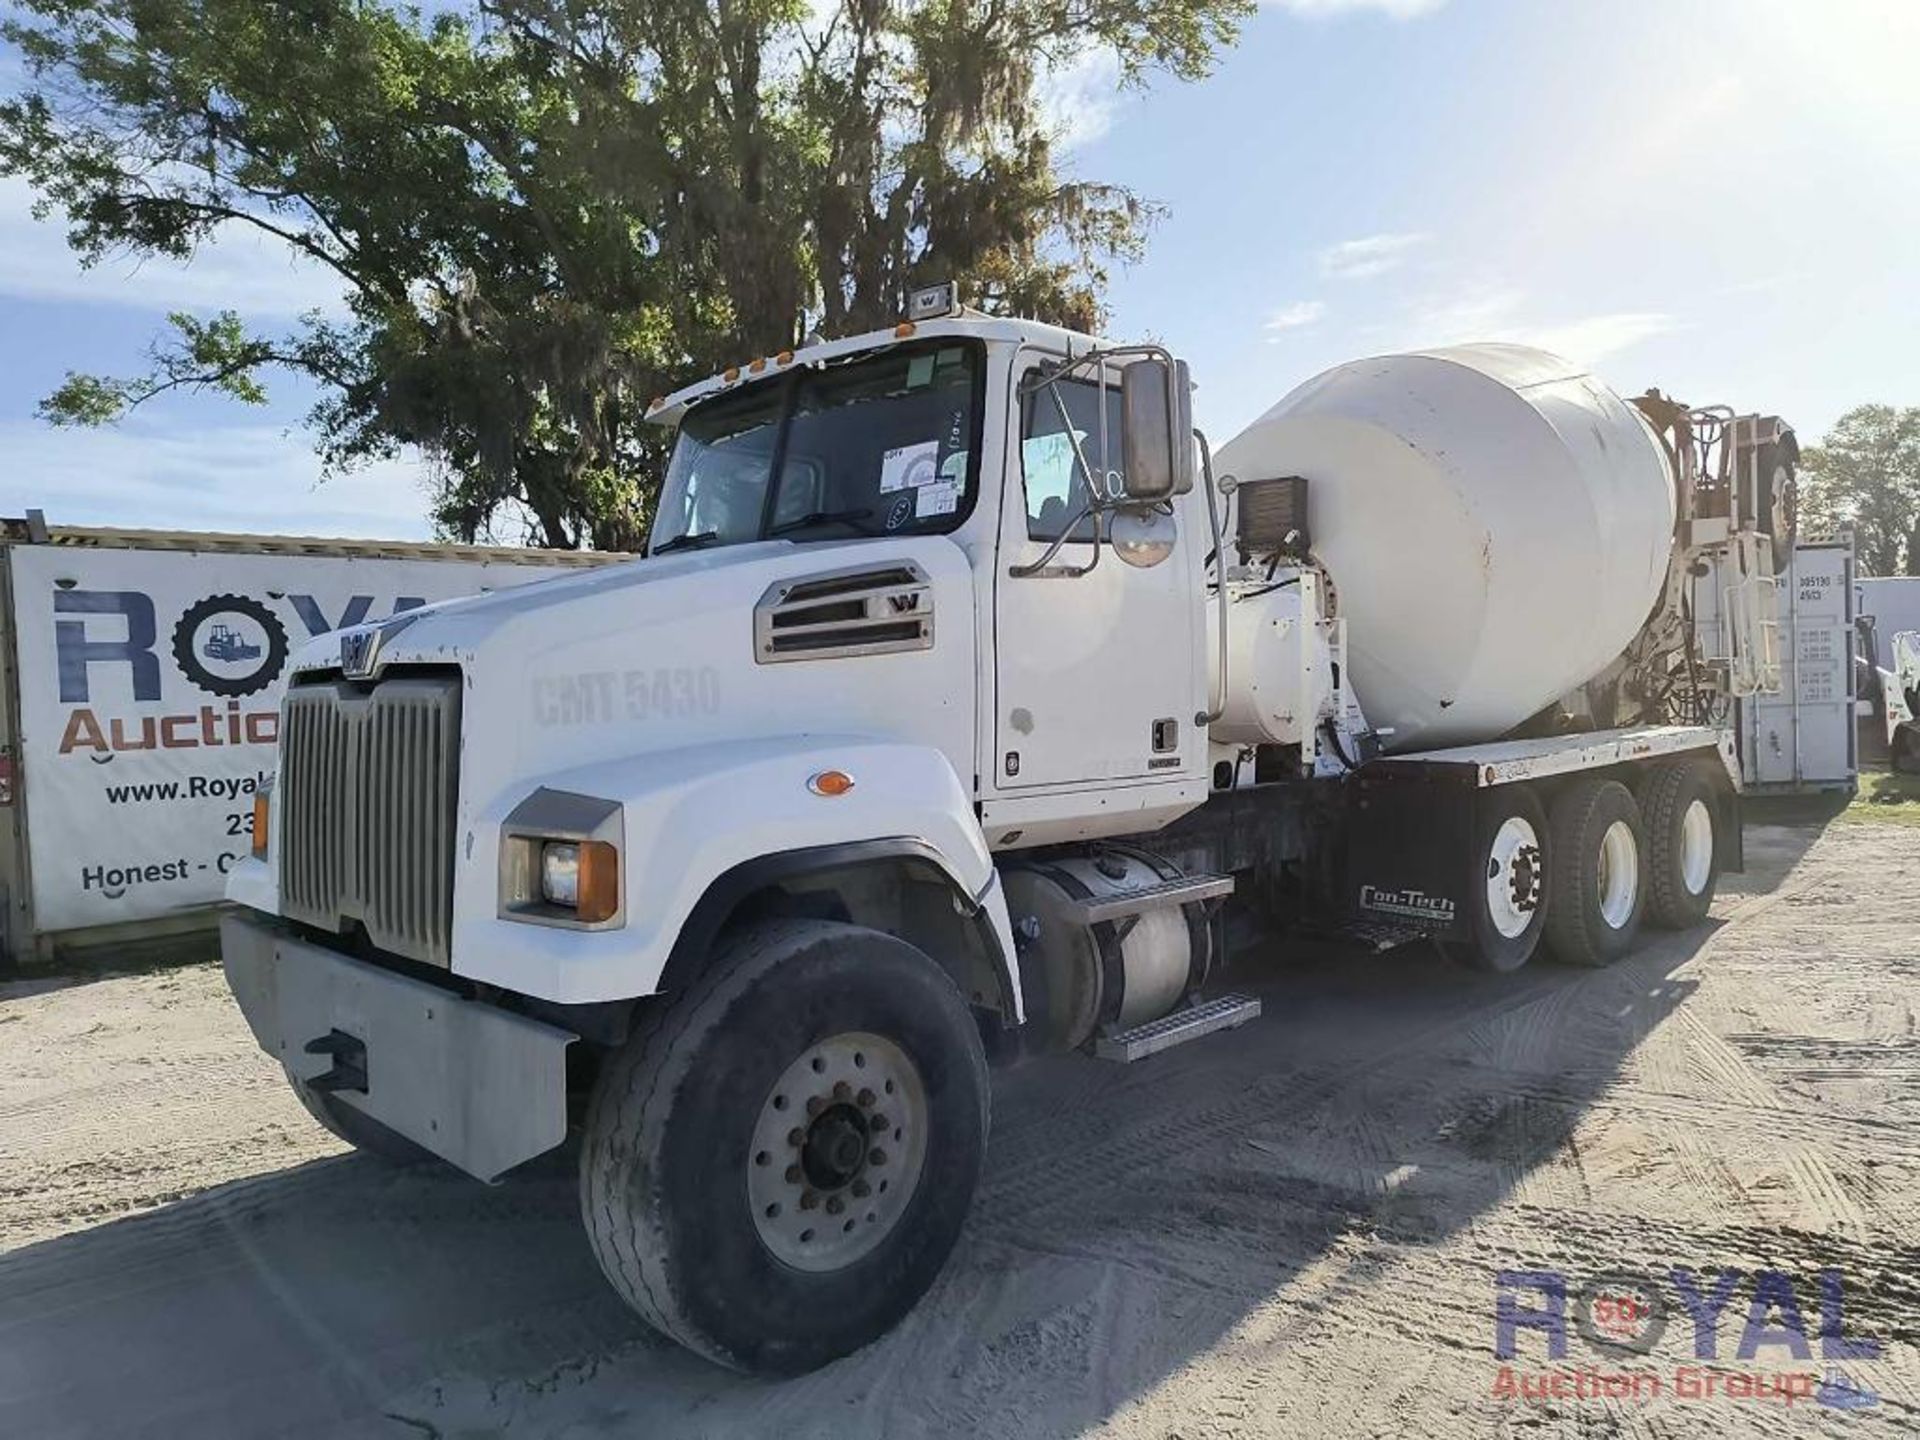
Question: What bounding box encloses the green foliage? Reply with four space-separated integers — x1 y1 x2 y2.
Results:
1 0 1251 547
40 311 287 424
1800 406 1920 576
1843 767 1920 827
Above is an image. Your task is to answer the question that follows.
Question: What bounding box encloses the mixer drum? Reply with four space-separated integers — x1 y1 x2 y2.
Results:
1214 345 1677 752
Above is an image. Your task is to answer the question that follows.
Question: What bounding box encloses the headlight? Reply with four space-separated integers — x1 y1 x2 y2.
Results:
540 841 580 906
505 835 620 924
498 788 624 928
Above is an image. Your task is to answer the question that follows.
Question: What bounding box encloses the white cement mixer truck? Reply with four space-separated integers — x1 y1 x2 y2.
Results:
218 285 1795 1373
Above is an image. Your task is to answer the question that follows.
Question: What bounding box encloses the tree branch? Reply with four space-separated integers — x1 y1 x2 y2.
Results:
117 191 371 293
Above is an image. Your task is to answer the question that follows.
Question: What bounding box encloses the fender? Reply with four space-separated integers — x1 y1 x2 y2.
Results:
659 836 1022 1022
449 735 1019 1010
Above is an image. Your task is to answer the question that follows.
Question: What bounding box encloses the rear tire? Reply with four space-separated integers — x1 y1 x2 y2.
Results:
1445 785 1548 973
1641 761 1722 929
284 1065 434 1164
580 919 989 1375
1544 779 1646 967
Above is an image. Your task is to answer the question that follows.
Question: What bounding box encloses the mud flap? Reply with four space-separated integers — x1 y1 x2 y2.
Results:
1346 767 1480 942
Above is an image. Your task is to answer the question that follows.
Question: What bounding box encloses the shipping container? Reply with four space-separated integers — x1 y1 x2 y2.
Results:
0 512 617 968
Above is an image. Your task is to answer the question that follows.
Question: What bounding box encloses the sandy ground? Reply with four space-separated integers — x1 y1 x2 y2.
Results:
2 813 1917 1438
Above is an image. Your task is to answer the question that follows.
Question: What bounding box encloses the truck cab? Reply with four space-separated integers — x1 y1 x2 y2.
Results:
641 307 1212 835
222 298 1241 1374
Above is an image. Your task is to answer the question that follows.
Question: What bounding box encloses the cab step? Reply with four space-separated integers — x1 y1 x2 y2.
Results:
1062 873 1234 925
1093 993 1262 1063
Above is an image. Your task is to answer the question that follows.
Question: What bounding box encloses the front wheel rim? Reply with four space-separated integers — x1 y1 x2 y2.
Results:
1596 819 1640 930
746 1031 929 1273
1679 798 1714 895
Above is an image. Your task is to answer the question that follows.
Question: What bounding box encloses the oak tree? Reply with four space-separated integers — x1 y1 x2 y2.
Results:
2 0 1249 546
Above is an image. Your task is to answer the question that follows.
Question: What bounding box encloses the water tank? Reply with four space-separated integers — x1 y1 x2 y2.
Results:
1214 345 1676 751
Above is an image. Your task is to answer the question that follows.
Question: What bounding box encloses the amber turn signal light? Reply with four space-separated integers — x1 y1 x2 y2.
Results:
574 840 620 923
807 769 856 797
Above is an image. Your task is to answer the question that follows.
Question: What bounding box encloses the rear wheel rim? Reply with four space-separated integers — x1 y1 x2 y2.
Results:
1679 798 1714 895
1597 819 1639 930
746 1031 929 1273
1486 816 1542 939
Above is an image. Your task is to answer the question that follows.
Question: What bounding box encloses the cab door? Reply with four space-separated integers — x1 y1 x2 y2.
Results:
991 350 1206 791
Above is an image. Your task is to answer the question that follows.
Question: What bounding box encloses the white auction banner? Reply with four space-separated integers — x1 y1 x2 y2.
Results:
8 544 595 933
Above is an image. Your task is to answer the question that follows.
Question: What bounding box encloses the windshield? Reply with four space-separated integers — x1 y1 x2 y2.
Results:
651 340 984 553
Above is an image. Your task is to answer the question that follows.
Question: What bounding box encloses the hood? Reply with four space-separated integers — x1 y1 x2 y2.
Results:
290 540 790 679
290 535 980 811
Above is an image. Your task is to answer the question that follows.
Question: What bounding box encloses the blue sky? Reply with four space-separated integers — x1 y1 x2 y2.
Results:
2 0 1916 541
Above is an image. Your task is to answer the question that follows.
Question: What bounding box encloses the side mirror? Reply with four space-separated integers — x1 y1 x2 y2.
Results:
1120 357 1196 503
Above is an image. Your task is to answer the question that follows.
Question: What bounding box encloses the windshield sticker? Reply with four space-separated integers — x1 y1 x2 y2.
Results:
880 439 940 493
906 354 936 389
884 494 916 530
915 478 960 518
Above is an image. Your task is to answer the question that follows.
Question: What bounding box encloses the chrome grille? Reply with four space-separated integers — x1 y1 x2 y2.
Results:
280 675 461 967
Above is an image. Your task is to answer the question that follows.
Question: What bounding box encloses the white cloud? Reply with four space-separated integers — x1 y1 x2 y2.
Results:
1318 231 1429 280
1264 300 1326 338
1267 0 1446 18
1038 47 1123 152
1405 285 1525 339
1712 272 1800 298
1399 285 1681 366
0 177 349 318
2 417 437 540
1520 312 1681 367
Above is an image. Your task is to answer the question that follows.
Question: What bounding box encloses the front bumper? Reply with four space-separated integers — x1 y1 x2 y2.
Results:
221 912 575 1181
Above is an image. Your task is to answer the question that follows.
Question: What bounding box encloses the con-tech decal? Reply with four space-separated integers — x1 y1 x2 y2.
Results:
1358 884 1458 925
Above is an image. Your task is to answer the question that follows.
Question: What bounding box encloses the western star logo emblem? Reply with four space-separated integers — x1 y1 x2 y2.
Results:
339 629 376 677
336 611 422 679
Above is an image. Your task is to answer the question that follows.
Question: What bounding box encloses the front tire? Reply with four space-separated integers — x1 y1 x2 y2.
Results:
580 919 989 1375
1544 779 1646 967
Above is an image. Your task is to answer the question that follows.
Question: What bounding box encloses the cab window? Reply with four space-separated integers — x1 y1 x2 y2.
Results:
651 341 983 553
1020 373 1123 542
